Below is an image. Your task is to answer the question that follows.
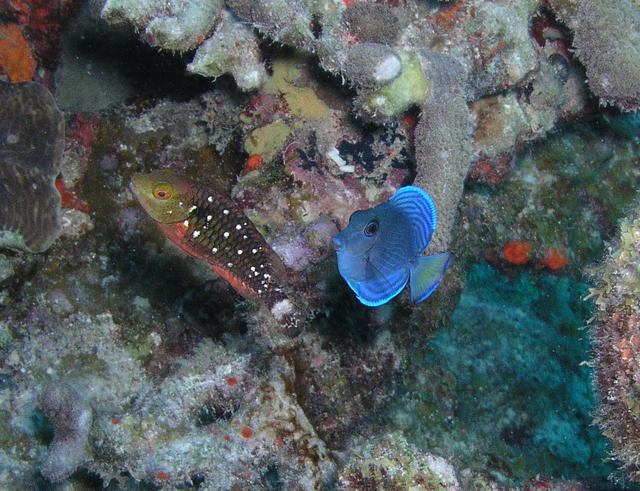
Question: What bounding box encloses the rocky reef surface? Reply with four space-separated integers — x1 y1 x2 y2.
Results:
1 0 640 489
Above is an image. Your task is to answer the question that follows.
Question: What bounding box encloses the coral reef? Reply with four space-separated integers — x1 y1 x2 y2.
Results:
38 382 93 483
93 0 610 257
0 81 64 252
589 202 640 483
3 0 640 488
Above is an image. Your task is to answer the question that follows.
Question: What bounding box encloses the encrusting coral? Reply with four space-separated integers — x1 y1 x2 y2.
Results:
0 80 64 252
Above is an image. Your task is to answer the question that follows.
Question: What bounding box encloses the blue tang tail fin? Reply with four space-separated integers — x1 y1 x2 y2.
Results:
409 252 451 303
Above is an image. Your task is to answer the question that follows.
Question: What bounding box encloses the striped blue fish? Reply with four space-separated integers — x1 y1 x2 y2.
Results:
332 186 451 306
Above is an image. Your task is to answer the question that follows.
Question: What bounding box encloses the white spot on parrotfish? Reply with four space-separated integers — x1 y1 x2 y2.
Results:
207 196 213 202
192 230 201 238
237 249 243 255
223 209 229 215
188 205 197 212
212 247 218 253
227 262 233 267
333 186 451 307
206 215 213 221
183 220 189 227
235 224 242 230
251 248 257 254
223 232 230 239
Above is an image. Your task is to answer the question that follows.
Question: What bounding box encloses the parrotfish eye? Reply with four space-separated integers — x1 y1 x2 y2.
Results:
364 219 379 237
152 185 172 200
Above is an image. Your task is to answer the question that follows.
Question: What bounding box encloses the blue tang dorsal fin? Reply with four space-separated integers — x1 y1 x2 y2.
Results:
388 186 437 254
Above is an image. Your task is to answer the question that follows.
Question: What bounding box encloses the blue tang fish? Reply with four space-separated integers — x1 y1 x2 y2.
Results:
333 186 451 306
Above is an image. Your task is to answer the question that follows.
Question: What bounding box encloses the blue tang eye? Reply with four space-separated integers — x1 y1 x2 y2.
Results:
364 219 379 237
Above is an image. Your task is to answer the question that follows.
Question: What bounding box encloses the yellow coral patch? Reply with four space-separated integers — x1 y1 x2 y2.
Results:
265 58 330 119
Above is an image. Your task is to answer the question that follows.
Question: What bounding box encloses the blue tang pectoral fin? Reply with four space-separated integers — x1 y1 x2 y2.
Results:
409 252 451 304
345 265 409 307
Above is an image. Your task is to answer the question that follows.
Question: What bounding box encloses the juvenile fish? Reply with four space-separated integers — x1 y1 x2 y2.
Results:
333 186 450 306
130 170 298 335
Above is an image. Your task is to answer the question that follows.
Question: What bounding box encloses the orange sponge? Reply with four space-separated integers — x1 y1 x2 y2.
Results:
0 23 36 82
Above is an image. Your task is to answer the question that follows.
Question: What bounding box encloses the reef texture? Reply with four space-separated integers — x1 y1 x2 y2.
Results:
572 0 640 111
589 203 640 482
0 81 64 252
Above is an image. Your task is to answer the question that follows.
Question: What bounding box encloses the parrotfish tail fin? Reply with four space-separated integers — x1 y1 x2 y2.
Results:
348 264 409 307
409 252 451 304
388 186 437 254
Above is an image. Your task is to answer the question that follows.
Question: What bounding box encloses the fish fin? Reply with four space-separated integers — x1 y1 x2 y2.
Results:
388 186 437 253
346 266 409 307
409 252 451 304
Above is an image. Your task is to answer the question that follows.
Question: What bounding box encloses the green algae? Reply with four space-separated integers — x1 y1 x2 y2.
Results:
390 263 616 486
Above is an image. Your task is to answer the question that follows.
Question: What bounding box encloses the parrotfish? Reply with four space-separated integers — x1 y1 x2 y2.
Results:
332 186 451 306
129 170 298 335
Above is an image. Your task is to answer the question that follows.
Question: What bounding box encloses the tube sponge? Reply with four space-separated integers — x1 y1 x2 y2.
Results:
573 0 640 110
0 81 64 252
412 53 474 254
38 382 93 483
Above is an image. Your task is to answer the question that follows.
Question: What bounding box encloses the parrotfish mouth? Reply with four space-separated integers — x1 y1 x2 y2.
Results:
332 236 343 250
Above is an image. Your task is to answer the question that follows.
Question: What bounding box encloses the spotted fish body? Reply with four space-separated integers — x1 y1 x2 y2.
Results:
130 170 298 334
333 186 451 307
